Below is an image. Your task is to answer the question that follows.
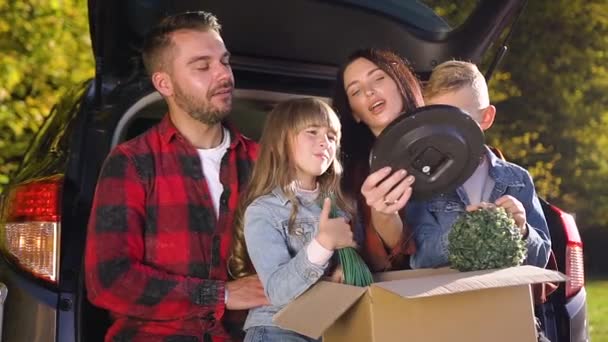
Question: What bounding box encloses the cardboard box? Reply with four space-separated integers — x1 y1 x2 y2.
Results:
274 265 566 342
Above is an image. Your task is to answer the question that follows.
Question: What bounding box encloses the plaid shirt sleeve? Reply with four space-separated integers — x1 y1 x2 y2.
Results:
84 146 225 321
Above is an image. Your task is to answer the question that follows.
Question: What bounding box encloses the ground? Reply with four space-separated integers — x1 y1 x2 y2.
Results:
587 278 608 341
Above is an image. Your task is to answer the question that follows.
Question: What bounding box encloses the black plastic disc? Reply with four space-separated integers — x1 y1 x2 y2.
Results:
369 105 485 200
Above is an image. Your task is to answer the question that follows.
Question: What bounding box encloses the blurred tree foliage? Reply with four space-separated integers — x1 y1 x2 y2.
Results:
0 0 93 187
427 0 608 228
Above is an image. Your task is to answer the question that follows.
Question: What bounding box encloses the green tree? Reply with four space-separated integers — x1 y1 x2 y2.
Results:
427 0 608 228
0 0 93 189
490 0 608 228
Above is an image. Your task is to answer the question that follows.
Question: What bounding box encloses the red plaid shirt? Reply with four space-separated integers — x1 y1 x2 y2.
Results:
85 115 258 342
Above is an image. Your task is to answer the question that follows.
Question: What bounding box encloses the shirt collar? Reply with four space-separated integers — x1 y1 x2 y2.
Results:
485 145 524 186
158 114 249 152
271 186 292 206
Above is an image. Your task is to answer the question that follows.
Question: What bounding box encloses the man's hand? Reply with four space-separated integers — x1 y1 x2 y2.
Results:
326 264 344 283
225 275 269 310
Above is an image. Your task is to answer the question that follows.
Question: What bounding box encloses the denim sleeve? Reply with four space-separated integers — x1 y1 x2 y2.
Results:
406 201 450 269
519 173 552 268
244 202 328 307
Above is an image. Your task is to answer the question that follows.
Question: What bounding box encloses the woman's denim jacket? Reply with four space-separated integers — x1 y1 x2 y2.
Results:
243 187 361 330
406 147 552 269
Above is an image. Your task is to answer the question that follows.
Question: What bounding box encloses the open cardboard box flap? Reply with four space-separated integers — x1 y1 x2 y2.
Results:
373 265 566 298
274 265 566 339
273 280 367 339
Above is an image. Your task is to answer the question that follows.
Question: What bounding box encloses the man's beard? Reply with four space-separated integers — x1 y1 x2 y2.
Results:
174 81 233 125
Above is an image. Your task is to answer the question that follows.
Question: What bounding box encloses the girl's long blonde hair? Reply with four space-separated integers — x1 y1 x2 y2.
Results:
229 97 353 278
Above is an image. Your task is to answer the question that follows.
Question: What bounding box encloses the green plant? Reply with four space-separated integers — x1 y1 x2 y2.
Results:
324 196 373 287
448 207 527 271
337 246 373 287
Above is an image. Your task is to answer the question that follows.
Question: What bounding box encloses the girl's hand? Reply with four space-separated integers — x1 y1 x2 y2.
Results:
316 198 356 250
361 167 415 214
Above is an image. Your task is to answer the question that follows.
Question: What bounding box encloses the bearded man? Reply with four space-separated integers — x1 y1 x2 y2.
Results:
85 11 268 342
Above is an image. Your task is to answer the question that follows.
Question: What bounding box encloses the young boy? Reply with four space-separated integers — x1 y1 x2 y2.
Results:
406 60 552 271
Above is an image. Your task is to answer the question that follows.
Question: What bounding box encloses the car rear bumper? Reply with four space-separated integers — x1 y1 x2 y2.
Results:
0 258 57 342
565 287 589 342
543 286 590 342
0 281 7 339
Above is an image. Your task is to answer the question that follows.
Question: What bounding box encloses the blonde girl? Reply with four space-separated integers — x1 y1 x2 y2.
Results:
230 97 359 342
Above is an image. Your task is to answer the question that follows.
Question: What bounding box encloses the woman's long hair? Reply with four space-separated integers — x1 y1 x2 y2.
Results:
332 48 424 200
229 97 353 278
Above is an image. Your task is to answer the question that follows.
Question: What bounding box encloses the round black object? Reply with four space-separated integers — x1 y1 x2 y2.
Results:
369 105 485 200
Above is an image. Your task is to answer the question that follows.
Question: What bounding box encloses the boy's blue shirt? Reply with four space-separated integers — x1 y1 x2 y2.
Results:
406 146 552 269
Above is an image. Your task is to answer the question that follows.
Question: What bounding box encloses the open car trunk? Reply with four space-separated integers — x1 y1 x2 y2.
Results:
88 0 526 84
78 1 530 341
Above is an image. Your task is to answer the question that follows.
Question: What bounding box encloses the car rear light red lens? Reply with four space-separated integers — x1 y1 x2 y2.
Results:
5 176 62 222
555 207 584 298
565 243 584 298
1 175 63 284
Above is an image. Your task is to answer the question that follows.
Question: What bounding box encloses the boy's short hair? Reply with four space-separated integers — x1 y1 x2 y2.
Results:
142 11 221 75
424 60 490 107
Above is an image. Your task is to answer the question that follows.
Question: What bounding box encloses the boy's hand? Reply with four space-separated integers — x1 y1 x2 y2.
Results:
466 196 527 236
495 195 527 235
465 202 496 212
361 167 415 214
316 198 356 250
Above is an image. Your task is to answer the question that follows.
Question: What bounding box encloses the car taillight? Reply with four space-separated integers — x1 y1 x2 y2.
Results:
0 175 62 284
556 207 584 298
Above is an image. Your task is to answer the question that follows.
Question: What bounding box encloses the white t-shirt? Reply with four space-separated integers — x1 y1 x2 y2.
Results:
462 154 495 205
197 128 230 218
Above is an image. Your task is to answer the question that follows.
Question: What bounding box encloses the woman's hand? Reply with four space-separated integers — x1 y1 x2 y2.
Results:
361 167 415 214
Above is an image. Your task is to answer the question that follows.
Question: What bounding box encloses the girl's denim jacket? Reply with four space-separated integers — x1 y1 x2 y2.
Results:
243 187 361 331
406 147 552 269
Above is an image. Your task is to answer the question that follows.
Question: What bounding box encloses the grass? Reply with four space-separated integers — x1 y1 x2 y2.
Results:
587 279 608 342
